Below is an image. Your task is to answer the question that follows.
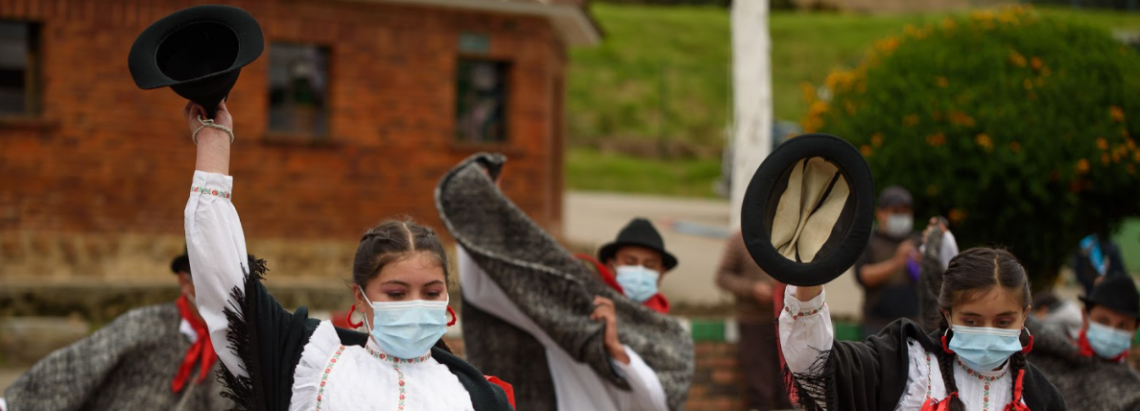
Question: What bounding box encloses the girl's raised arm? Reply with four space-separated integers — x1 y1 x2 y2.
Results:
182 101 250 378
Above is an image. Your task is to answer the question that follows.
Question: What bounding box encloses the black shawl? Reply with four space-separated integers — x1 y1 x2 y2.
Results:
218 257 514 411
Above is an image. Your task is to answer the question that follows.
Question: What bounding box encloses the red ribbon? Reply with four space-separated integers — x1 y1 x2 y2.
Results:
172 295 218 393
484 375 516 408
1003 370 1031 411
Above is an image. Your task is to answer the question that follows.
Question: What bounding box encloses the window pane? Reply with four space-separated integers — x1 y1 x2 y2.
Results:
268 43 329 136
456 60 508 143
0 21 29 115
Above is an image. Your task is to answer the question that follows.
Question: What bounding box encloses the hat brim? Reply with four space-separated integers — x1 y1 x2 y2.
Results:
598 242 678 271
128 5 264 90
741 133 875 287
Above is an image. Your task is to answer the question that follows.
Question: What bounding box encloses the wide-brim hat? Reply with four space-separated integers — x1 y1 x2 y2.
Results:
598 218 678 271
1080 274 1140 319
128 5 264 118
741 133 875 286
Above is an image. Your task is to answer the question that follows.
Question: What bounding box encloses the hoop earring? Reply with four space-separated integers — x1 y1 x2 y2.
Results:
346 305 364 329
941 327 955 354
447 306 458 327
1020 327 1034 354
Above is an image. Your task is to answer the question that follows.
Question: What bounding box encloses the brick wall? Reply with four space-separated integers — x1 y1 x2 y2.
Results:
0 0 567 281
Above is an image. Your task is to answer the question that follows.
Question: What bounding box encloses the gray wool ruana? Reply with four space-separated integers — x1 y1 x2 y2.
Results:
2 303 227 411
916 231 1140 410
435 153 695 411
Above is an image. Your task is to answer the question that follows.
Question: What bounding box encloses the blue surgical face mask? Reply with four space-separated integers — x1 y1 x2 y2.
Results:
949 324 1023 371
615 265 660 303
360 287 448 359
1086 322 1133 359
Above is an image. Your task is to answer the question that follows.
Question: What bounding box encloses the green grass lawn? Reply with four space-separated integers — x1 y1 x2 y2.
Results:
565 148 723 197
569 4 1140 144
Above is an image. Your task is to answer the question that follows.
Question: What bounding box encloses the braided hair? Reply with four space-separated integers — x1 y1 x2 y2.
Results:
936 248 1031 411
352 217 451 287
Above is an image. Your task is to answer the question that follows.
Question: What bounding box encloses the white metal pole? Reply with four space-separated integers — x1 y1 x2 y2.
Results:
729 0 773 230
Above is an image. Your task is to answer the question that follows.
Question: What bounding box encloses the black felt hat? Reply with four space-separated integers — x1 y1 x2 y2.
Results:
598 218 678 271
1080 274 1140 319
128 5 264 118
740 133 876 286
170 245 190 275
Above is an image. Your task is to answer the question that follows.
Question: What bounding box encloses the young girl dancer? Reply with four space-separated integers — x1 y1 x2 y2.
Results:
182 101 514 411
781 247 1066 411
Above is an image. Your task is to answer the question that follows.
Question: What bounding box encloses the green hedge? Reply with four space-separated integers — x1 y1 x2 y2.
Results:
804 6 1140 287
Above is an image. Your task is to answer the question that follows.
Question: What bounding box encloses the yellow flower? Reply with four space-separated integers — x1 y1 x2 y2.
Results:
927 132 946 147
975 133 994 152
1134 150 1140 163
1030 57 1043 71
1110 106 1125 122
1102 153 1111 165
1009 50 1027 67
941 17 957 31
1010 141 1021 153
1097 138 1109 150
1023 79 1033 90
949 111 976 127
871 132 884 148
860 144 873 157
936 77 949 88
1076 158 1090 174
903 114 920 127
875 37 900 54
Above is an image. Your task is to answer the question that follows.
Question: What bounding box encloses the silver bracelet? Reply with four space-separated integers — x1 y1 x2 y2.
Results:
192 116 235 145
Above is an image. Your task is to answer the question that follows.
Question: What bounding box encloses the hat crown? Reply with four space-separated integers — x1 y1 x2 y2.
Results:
156 21 240 82
614 218 665 249
1086 275 1140 318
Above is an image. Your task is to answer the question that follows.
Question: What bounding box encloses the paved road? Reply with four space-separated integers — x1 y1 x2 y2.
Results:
564 191 865 318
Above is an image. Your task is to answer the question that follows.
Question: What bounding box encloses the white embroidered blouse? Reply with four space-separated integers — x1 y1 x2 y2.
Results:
185 170 475 411
780 286 1025 411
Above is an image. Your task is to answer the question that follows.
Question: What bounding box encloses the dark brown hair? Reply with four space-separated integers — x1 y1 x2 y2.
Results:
936 247 1031 411
352 218 450 288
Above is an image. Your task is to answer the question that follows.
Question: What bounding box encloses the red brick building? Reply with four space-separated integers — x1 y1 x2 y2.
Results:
0 0 598 281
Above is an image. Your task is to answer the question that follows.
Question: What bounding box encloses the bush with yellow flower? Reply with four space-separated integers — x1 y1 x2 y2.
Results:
803 5 1140 286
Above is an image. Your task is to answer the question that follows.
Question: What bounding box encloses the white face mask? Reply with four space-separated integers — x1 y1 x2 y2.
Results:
884 214 913 238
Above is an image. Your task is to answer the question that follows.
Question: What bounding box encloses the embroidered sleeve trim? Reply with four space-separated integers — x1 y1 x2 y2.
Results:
192 186 231 199
315 345 347 411
784 303 825 320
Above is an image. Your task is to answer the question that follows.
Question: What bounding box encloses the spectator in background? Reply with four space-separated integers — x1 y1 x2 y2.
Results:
1032 291 1085 338
854 185 921 338
715 230 792 411
1073 233 1128 294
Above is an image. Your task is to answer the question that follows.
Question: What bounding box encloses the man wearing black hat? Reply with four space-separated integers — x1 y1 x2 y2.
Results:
854 185 922 338
1021 274 1140 410
1 250 226 411
588 217 678 315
